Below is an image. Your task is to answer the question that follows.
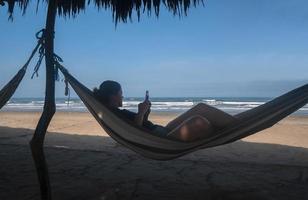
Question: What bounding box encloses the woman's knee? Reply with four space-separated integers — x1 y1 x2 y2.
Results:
179 115 214 142
191 115 213 131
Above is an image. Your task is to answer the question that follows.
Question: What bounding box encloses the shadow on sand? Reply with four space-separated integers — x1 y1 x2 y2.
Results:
0 126 308 200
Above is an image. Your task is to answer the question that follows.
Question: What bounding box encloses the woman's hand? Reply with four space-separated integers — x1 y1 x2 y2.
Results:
138 100 151 115
135 100 151 126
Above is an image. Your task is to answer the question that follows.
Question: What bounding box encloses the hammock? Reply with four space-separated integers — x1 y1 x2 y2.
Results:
56 62 308 160
0 66 28 109
0 30 45 110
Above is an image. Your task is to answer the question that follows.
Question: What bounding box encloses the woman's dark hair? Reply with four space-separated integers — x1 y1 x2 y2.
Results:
93 80 121 104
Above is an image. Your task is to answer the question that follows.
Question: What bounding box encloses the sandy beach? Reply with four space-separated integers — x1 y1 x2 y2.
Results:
1 111 308 200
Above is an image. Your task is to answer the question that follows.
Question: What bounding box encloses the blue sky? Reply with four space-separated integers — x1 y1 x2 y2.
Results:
0 0 308 98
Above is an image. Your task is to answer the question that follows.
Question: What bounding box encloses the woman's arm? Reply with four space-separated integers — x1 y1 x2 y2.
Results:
134 100 151 127
134 112 145 126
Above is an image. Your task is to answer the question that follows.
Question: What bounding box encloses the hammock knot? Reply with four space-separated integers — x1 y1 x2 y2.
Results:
35 29 46 40
64 78 71 106
31 29 47 79
53 53 64 81
53 58 71 106
62 69 70 105
53 53 63 63
61 73 71 106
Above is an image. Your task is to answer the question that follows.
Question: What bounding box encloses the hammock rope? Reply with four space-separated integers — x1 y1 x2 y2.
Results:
0 29 47 110
15 29 46 73
31 29 46 79
53 52 71 105
53 53 63 81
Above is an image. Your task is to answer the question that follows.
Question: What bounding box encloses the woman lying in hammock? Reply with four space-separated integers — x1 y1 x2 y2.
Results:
93 81 239 142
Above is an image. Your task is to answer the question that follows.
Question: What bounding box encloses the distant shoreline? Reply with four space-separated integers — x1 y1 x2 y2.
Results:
3 97 308 116
1 110 308 117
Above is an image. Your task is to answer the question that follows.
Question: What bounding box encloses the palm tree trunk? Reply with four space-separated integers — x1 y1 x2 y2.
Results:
30 0 57 199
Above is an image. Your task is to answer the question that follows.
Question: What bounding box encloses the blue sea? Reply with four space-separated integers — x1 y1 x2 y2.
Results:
2 97 308 116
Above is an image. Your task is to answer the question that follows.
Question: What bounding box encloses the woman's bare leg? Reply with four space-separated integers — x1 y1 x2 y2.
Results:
166 103 238 130
167 115 215 142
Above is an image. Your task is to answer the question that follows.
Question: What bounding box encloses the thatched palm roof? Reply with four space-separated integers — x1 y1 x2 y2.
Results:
1 0 203 23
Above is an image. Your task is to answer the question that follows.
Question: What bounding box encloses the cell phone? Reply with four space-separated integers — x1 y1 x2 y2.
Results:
145 90 149 101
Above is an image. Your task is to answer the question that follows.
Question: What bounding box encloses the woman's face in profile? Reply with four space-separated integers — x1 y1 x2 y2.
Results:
114 88 123 107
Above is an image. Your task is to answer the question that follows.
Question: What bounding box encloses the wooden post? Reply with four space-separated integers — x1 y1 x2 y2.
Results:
30 0 57 199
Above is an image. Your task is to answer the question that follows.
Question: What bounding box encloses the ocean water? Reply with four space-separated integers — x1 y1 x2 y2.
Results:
2 97 308 116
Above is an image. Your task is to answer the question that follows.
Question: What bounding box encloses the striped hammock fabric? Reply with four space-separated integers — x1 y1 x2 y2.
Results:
57 63 308 160
0 66 27 109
